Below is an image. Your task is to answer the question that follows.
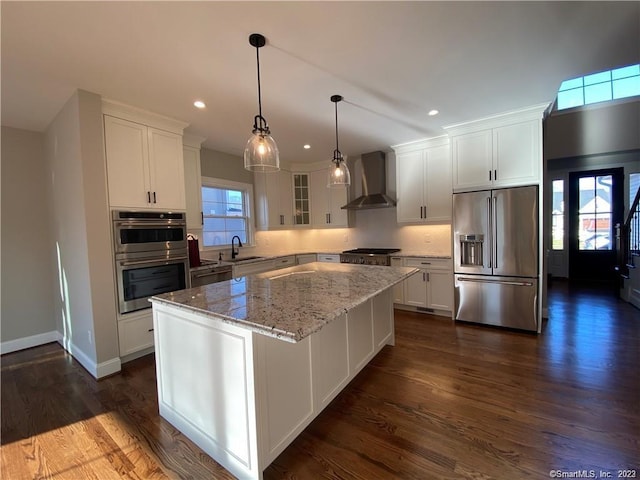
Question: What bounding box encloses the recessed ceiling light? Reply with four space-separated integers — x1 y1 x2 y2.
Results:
194 100 206 109
303 144 311 149
428 109 439 116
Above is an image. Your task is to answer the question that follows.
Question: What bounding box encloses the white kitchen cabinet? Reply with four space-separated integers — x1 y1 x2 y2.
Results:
183 142 203 230
310 170 349 228
104 115 186 210
390 256 405 304
272 255 296 270
446 105 545 192
254 169 294 230
118 310 154 358
232 259 277 277
393 136 452 223
292 173 311 226
317 254 340 263
402 257 453 314
296 253 317 265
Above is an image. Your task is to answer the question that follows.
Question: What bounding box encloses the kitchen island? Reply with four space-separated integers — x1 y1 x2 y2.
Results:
150 262 417 480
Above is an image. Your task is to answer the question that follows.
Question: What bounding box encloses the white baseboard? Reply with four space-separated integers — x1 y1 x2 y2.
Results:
0 330 62 355
59 338 121 379
1 331 121 379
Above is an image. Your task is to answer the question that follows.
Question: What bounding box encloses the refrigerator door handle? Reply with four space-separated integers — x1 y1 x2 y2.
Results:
493 195 498 269
487 196 492 268
457 277 534 287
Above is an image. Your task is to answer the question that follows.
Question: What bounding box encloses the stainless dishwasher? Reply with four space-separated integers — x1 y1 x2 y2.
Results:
189 263 233 287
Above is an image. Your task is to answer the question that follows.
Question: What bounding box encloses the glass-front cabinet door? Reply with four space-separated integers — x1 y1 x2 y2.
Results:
293 173 310 225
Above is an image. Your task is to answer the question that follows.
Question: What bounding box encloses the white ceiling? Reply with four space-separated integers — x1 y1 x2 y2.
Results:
2 1 639 165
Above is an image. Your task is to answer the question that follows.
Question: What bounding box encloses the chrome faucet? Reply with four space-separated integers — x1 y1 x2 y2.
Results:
231 235 243 259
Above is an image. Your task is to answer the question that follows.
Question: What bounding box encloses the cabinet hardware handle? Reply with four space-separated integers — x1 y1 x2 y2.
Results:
280 214 284 225
147 191 151 203
153 192 157 203
421 262 431 265
489 170 492 181
148 328 154 332
426 272 430 282
201 212 204 225
494 169 497 181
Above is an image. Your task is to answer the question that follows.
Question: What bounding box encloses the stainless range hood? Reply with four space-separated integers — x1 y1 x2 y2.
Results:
341 151 396 210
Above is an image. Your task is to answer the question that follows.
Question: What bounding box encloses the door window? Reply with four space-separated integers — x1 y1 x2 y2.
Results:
578 175 612 251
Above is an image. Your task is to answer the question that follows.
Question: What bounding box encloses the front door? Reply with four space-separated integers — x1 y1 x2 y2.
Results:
568 168 623 283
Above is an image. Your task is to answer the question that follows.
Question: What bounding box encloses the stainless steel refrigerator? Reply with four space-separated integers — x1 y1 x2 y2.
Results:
453 185 539 331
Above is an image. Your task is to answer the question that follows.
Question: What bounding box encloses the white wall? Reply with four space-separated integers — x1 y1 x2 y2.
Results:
1 127 57 350
45 90 120 377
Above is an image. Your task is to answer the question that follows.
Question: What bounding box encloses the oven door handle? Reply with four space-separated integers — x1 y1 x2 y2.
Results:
119 256 188 267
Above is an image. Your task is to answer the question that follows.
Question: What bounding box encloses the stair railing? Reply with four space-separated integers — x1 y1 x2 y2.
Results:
616 186 640 279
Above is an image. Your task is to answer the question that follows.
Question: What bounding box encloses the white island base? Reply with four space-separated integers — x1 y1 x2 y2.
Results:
152 288 395 480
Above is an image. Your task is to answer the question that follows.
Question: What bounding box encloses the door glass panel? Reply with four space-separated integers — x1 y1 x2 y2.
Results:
293 174 310 225
578 175 612 250
551 180 564 250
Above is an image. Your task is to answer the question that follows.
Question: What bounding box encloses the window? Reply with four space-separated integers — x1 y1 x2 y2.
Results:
556 64 640 111
201 178 253 248
551 180 564 250
578 175 612 251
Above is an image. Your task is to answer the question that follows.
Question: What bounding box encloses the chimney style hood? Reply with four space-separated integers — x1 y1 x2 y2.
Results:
341 151 396 210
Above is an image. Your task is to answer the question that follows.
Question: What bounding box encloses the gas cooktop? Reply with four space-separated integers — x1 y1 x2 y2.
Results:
340 248 401 266
342 248 401 255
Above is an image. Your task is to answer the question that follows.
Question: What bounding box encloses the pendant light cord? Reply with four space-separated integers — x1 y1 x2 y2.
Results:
256 45 263 126
334 100 339 158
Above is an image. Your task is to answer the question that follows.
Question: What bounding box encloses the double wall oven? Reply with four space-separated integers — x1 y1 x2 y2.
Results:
113 211 189 314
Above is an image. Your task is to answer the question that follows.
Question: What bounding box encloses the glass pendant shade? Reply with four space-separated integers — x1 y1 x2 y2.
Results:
245 33 279 172
327 154 351 187
244 131 279 172
327 94 351 187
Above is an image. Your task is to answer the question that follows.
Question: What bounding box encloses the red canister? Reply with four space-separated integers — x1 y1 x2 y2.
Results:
187 234 201 267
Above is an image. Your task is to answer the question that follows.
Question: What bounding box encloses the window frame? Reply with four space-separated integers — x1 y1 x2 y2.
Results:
200 176 255 251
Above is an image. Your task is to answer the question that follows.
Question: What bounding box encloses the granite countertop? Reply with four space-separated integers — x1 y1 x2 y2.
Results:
151 262 417 343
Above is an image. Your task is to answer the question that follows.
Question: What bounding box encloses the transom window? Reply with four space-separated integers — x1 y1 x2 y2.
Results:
201 178 253 248
556 64 640 111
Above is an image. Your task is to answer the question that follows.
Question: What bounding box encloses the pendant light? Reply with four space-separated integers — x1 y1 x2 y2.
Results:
327 95 351 188
244 33 280 172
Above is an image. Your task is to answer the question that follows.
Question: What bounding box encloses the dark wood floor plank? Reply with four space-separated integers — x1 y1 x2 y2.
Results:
2 281 639 479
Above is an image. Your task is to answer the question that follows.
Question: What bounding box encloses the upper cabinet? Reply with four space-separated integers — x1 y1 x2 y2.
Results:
310 169 349 228
292 173 311 226
445 104 546 192
393 136 452 224
183 135 206 230
254 169 295 230
103 100 188 211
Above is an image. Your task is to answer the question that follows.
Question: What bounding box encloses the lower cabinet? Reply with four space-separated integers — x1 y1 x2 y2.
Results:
398 257 453 315
317 253 340 263
118 310 154 358
233 259 276 277
296 253 317 265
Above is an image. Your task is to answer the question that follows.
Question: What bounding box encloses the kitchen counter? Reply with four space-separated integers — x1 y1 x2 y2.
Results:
152 262 417 343
150 261 417 479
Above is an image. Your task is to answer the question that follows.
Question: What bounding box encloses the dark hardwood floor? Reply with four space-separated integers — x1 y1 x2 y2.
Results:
2 281 639 479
